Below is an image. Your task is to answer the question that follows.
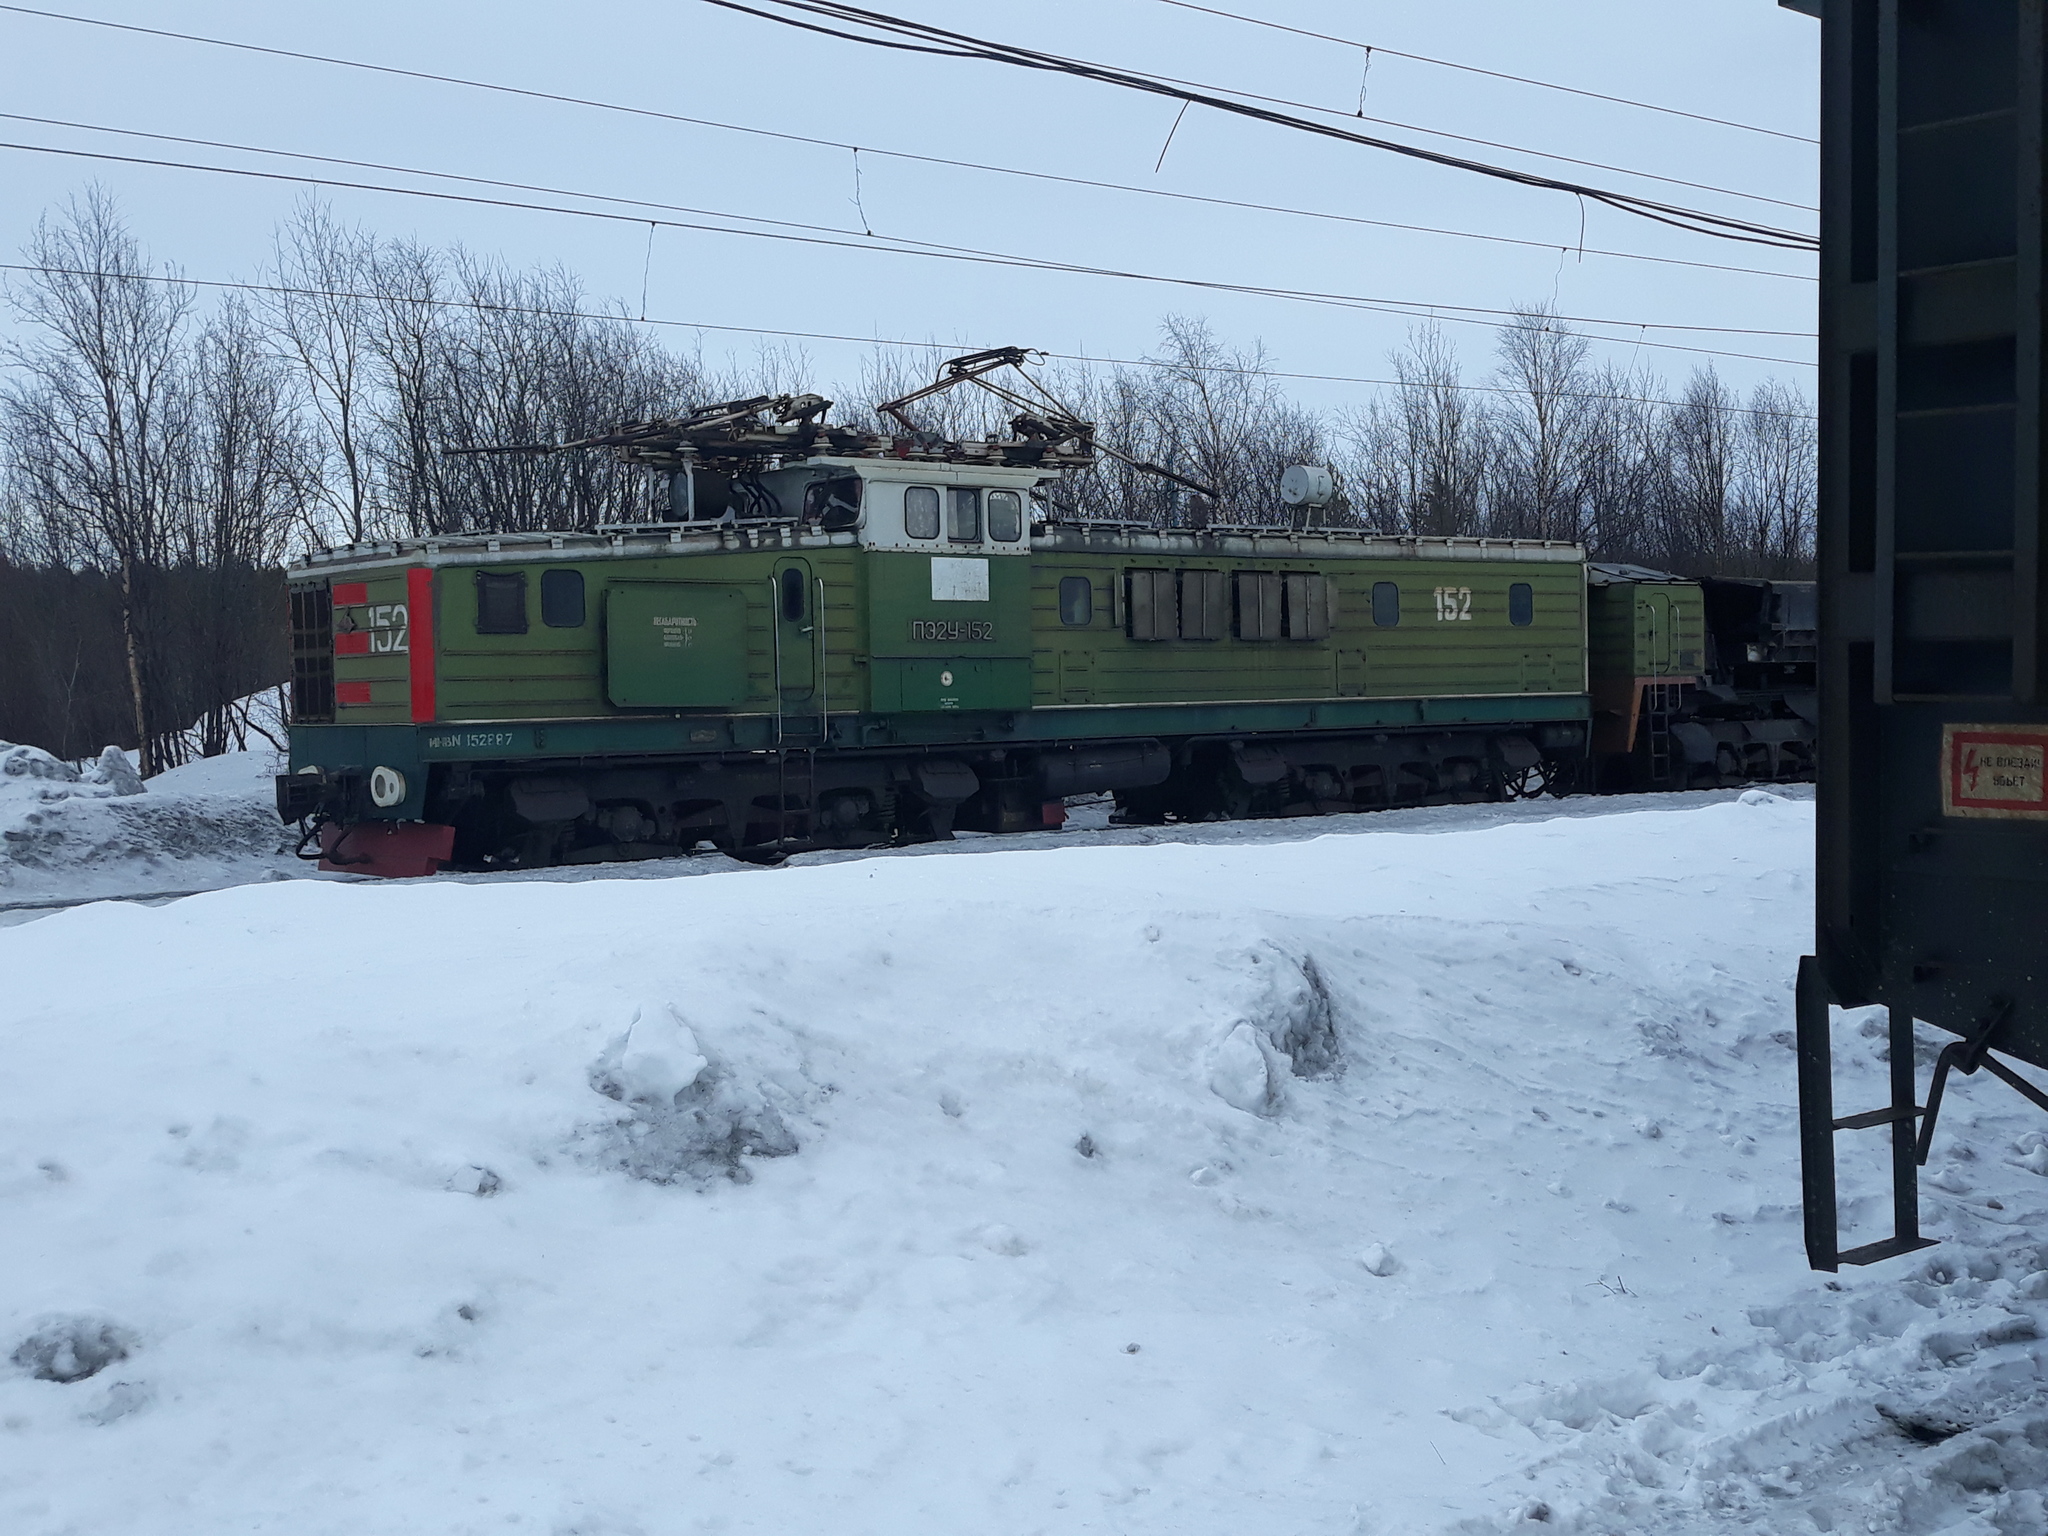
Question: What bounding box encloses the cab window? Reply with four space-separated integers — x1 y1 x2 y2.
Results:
948 487 981 542
904 485 940 540
986 489 1023 542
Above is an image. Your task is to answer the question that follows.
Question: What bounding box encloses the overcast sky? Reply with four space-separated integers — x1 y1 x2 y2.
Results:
0 0 1818 415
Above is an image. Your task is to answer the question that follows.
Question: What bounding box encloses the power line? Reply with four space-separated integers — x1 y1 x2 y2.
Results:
0 5 1814 284
707 2 1819 216
696 0 1819 249
0 262 1818 420
0 138 1819 367
1149 0 1819 145
0 109 1816 298
1141 82 1816 214
0 1 1812 222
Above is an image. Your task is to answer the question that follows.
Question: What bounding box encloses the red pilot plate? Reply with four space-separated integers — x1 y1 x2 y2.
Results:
1942 724 2048 820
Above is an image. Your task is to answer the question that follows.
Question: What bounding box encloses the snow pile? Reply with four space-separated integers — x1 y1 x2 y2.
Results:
0 740 144 802
0 744 290 901
5 793 2048 1533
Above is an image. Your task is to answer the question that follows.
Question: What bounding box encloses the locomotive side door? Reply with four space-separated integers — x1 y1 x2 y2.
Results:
1642 587 1675 674
771 558 817 707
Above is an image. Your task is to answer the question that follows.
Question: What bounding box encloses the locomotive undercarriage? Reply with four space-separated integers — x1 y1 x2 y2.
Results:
1596 681 1817 794
385 722 1588 870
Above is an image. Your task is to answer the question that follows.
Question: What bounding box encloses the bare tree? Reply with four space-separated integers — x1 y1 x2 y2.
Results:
1042 318 1337 527
263 199 379 546
1 189 193 774
176 296 313 755
449 257 685 530
1488 303 1594 542
1332 397 1412 532
1657 367 1738 572
1572 366 1667 566
361 237 446 537
1389 324 1487 536
1730 379 1817 576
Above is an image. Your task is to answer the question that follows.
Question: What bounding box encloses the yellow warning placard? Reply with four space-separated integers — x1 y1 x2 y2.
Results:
1942 723 2048 819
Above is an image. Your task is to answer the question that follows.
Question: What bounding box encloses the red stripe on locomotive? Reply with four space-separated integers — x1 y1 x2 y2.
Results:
407 567 436 723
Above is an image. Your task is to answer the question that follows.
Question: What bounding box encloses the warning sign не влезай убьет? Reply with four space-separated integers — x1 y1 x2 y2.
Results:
1942 723 2048 820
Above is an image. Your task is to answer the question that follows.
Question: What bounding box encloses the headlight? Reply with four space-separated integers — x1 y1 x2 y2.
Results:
369 766 408 808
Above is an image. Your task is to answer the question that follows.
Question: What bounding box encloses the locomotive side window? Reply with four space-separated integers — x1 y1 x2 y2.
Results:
475 571 529 634
986 489 1023 542
1126 569 1176 639
1234 571 1283 641
1058 576 1094 627
904 485 940 540
780 567 808 622
1180 570 1228 640
541 568 585 628
1371 581 1401 627
1509 582 1534 626
1282 573 1331 640
948 487 981 542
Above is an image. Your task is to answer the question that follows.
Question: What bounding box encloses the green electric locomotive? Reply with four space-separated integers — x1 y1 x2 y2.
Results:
275 349 1794 877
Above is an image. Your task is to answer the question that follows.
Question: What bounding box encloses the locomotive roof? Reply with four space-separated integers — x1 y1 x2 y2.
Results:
1587 561 1691 585
292 520 1583 574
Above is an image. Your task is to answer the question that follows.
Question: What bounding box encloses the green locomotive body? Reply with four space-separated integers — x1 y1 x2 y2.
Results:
276 352 1811 876
281 449 1591 874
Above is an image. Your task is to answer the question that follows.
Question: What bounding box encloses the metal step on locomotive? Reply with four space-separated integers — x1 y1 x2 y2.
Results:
276 347 1811 876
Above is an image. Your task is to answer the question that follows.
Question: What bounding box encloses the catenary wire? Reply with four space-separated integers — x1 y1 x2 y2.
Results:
695 0 1819 247
0 1 1811 219
695 0 1816 216
0 262 1817 419
0 109 1817 296
0 138 1820 367
1149 0 1818 145
0 6 1815 283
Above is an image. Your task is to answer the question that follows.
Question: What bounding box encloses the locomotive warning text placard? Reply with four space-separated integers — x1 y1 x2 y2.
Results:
1942 724 2048 820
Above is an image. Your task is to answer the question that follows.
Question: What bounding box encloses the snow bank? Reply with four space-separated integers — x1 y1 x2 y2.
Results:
0 740 143 802
0 743 290 902
3 792 2046 1533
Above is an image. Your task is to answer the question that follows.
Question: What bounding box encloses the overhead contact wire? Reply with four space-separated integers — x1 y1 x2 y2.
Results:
1149 0 1819 144
696 0 1818 248
0 139 1818 365
0 8 1813 282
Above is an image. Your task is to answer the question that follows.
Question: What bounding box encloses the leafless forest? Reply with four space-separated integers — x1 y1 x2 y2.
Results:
0 191 1815 768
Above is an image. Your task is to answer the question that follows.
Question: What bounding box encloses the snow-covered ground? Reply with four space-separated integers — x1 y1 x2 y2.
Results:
6 790 2048 1535
0 742 297 914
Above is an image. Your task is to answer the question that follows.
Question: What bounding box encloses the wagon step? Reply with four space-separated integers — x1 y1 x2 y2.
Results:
1797 956 1937 1271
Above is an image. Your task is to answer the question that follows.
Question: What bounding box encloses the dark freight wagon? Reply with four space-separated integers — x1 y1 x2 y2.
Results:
1586 564 1817 791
